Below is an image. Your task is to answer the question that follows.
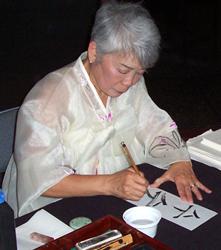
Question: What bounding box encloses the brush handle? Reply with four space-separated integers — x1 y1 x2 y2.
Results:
120 142 140 175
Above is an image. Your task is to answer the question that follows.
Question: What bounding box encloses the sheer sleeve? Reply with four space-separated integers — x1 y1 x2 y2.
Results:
14 72 75 215
134 78 190 169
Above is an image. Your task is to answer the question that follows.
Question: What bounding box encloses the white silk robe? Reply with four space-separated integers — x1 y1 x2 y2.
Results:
3 52 190 217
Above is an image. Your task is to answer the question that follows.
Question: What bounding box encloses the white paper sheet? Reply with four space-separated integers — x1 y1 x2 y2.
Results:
127 187 217 231
16 209 73 250
187 129 221 170
201 129 221 152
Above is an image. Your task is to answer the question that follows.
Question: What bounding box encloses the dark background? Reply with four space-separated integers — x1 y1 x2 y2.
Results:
1 0 220 132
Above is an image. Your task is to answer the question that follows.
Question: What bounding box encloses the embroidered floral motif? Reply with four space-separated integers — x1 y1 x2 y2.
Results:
149 130 186 158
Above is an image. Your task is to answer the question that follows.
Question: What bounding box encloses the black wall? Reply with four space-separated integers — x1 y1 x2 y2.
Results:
1 0 220 129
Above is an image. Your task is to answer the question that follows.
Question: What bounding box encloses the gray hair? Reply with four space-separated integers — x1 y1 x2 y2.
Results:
91 1 161 69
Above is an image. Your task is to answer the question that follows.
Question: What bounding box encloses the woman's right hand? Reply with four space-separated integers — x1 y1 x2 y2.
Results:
106 167 149 200
43 167 148 200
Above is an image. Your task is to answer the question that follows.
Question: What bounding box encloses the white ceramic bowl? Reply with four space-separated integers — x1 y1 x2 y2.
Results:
123 206 161 238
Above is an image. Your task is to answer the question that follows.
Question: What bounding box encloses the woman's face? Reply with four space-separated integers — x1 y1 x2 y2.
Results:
90 52 145 97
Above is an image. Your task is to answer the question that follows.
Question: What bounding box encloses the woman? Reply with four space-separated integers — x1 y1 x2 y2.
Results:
3 0 211 217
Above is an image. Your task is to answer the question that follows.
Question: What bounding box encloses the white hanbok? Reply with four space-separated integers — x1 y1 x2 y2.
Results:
3 52 190 217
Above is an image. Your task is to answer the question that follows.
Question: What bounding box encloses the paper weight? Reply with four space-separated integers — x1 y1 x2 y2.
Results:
69 216 92 230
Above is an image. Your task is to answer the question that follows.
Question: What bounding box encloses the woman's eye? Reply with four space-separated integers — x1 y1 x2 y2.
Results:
118 69 129 74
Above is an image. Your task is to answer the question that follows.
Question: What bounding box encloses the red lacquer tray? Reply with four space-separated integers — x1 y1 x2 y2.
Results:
36 215 173 250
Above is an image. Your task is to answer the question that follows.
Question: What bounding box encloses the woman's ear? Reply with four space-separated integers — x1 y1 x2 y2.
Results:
88 41 97 63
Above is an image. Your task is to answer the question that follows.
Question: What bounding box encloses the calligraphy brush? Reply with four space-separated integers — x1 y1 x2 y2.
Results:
121 141 140 174
120 141 151 196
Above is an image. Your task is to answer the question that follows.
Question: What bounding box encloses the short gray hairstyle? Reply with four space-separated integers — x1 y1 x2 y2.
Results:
91 1 161 69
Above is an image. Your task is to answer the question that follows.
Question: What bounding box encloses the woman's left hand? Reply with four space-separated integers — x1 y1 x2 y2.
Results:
150 161 212 203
